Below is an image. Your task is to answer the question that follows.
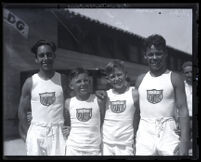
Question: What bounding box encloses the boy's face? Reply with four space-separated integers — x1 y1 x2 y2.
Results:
35 45 55 71
70 73 91 96
183 65 192 85
108 67 127 90
145 46 167 72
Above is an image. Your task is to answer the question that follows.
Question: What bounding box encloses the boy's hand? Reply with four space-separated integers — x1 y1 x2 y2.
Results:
27 111 32 125
95 90 108 101
62 126 71 140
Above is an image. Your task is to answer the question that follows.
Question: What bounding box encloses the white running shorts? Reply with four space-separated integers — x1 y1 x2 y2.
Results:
26 122 66 155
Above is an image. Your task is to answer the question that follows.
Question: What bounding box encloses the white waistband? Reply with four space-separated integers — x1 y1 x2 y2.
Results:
31 121 64 127
140 117 175 123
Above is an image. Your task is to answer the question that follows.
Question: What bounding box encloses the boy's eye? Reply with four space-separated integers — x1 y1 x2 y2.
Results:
46 52 53 57
147 52 163 57
117 73 123 77
38 53 44 57
109 75 115 79
76 80 82 84
75 79 89 84
109 73 123 79
38 52 53 58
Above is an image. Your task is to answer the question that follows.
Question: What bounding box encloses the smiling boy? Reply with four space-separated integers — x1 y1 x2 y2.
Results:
64 67 105 156
18 40 67 155
135 34 190 156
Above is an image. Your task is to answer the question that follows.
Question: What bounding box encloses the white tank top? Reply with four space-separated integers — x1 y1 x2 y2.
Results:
102 87 136 145
66 94 101 150
184 81 192 117
138 71 175 118
31 72 64 125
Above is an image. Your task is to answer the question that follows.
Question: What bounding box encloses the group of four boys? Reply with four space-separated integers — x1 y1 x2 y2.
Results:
18 34 190 156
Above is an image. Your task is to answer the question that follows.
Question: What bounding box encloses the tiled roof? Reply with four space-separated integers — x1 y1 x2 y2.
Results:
64 9 145 42
60 9 191 56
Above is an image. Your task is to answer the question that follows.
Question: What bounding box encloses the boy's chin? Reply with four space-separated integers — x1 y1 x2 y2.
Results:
113 85 124 90
79 91 90 96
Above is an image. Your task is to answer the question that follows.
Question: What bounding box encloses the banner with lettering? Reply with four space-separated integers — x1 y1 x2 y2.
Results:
3 8 29 39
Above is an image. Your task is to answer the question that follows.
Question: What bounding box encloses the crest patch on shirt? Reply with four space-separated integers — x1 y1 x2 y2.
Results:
110 100 126 113
147 89 163 104
39 92 56 106
76 108 92 122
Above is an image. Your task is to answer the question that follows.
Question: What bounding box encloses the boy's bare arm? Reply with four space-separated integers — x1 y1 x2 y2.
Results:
96 90 108 127
18 77 32 141
172 72 190 155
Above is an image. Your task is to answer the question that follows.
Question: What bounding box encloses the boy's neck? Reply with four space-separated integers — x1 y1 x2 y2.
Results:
38 70 55 80
76 93 91 101
113 82 129 94
150 67 168 77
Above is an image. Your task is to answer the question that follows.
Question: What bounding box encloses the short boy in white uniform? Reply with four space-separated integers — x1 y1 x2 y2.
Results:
64 67 105 156
135 34 190 156
102 60 138 156
18 40 68 155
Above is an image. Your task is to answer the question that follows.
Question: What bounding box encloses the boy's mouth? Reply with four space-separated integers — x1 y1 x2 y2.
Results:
80 87 88 93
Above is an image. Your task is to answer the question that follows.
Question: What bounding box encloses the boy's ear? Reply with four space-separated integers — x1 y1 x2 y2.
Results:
144 54 148 60
105 76 111 84
35 58 39 63
69 82 74 90
125 72 128 78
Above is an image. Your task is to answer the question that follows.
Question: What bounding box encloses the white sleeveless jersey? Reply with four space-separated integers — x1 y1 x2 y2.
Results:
31 72 64 125
138 71 175 118
66 94 101 150
102 87 136 145
184 81 192 117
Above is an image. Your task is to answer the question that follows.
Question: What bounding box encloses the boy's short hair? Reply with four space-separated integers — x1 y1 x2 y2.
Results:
31 40 56 57
182 61 192 70
105 59 125 76
70 67 89 81
144 34 167 52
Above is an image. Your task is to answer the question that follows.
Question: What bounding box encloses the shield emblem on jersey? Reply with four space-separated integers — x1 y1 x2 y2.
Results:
110 100 126 113
76 108 92 122
39 92 56 106
147 89 163 104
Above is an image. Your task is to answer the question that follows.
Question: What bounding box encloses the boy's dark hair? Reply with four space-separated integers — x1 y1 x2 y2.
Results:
182 61 192 70
144 34 167 52
31 40 56 57
70 67 89 81
105 59 125 76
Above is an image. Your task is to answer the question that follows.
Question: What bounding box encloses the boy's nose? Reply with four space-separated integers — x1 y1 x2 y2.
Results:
43 54 48 60
80 80 85 85
114 75 119 80
153 54 157 59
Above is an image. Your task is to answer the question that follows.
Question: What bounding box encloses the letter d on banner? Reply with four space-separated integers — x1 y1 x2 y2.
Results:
3 8 29 39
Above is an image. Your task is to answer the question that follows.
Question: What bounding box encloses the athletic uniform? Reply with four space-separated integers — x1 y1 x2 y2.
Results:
26 72 66 155
184 81 192 117
65 94 102 156
136 71 180 155
102 87 136 155
184 80 192 155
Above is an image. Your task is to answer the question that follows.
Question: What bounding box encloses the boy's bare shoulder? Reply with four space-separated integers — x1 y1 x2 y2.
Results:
135 73 146 89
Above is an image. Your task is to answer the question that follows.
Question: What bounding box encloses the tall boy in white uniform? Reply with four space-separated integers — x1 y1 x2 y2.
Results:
135 34 190 155
18 40 68 155
64 67 105 156
102 60 138 155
